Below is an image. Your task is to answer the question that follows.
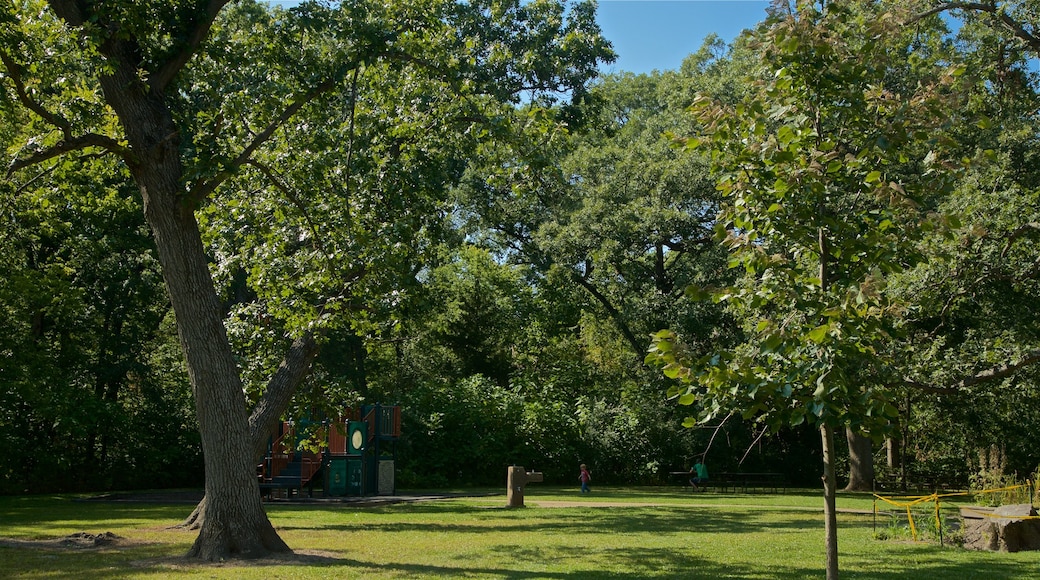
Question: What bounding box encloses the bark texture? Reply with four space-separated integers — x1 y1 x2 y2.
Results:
843 428 874 492
181 332 320 531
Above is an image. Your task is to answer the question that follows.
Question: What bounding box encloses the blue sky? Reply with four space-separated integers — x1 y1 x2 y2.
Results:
596 1 771 74
272 1 771 75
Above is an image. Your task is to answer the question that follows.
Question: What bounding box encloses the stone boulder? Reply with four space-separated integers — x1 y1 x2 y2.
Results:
963 504 1040 552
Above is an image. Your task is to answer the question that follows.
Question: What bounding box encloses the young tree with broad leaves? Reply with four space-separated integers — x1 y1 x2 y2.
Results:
646 3 970 577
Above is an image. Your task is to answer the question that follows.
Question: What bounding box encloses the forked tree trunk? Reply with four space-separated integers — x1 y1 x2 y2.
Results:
140 148 288 560
180 332 320 531
844 427 874 491
47 0 292 558
136 157 288 560
821 424 839 580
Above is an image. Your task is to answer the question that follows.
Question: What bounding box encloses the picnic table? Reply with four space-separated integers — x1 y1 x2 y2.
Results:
716 472 786 494
669 471 715 491
668 470 786 493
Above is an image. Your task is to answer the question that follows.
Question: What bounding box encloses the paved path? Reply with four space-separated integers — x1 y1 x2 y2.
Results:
524 500 878 515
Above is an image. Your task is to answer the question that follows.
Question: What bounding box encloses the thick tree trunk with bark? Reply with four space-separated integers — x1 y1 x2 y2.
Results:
118 103 288 560
44 0 291 559
886 437 900 469
843 428 874 491
181 332 320 531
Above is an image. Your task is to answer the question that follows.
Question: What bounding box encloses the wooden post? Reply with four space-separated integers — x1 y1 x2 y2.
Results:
506 466 544 508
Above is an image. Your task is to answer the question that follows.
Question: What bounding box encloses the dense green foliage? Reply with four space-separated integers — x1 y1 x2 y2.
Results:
0 155 201 493
2 0 1039 511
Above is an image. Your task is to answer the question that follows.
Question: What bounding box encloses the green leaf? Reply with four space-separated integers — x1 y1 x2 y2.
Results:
808 324 829 344
762 333 783 353
790 408 805 426
684 285 711 301
654 338 675 353
677 393 696 406
662 363 682 379
822 307 842 318
682 137 702 151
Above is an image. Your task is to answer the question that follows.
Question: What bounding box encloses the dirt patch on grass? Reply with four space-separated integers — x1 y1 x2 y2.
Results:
0 532 142 550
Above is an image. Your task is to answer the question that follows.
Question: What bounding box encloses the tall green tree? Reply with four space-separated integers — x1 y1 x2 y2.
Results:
0 98 194 492
450 48 760 482
2 0 610 559
461 54 742 363
887 0 1040 485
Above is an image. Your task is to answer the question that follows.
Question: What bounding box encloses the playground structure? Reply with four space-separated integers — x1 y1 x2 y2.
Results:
258 404 401 498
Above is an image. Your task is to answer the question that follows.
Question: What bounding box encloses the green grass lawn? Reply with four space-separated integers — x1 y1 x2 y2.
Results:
1 487 1037 578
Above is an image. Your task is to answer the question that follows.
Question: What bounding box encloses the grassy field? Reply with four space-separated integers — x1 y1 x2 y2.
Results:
1 486 1037 578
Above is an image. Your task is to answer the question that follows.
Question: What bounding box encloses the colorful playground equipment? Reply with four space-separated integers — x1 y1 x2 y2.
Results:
257 404 401 498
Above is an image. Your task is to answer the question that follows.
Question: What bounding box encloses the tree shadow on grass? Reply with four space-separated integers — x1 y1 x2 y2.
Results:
276 503 824 536
5 496 1037 579
24 546 1036 580
2 525 1037 579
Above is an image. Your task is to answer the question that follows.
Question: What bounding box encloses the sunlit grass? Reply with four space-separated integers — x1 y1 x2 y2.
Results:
1 487 1036 578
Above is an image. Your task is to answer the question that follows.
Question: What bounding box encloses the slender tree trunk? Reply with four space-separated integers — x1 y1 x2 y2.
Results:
821 424 839 580
817 222 838 578
886 436 900 470
844 428 874 491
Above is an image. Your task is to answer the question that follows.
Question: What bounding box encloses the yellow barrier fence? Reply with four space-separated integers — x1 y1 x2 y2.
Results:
872 482 1037 544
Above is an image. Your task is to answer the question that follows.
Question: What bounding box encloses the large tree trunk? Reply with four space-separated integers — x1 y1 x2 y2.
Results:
136 133 288 560
843 427 874 491
49 2 291 558
181 332 321 531
821 424 839 580
132 143 288 560
131 124 289 561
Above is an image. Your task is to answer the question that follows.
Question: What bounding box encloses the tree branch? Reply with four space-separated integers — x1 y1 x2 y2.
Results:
44 0 86 26
903 349 1040 394
186 77 339 205
7 133 130 177
1 20 129 175
1000 222 1040 258
151 0 234 93
0 47 72 134
908 2 1040 54
246 159 333 266
572 268 645 358
248 331 321 462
